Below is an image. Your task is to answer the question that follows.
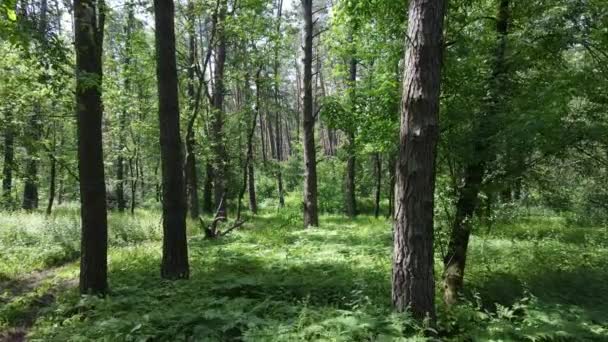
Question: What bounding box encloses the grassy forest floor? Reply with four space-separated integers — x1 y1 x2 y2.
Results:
1 207 607 341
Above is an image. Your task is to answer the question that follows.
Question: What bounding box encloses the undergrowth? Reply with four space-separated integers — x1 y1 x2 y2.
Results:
0 208 606 341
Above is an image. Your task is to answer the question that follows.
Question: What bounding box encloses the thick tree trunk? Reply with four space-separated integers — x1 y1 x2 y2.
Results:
153 0 189 280
74 0 108 295
392 0 445 321
443 0 510 306
301 0 318 227
374 153 382 218
211 1 228 218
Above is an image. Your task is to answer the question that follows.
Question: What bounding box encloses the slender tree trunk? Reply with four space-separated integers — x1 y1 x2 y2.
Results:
258 107 268 164
374 153 382 218
274 0 285 208
74 0 108 295
443 0 510 306
203 162 214 214
392 0 445 321
387 151 396 218
344 47 357 218
154 0 189 280
2 110 14 208
301 0 318 227
185 0 200 219
46 131 57 216
22 104 41 210
211 1 228 218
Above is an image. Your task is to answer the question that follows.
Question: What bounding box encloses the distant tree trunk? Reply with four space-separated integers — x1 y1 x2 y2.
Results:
387 152 396 219
22 104 42 210
274 0 285 208
46 131 57 216
374 153 382 218
258 107 268 164
344 55 357 218
443 0 510 306
129 156 138 215
211 1 228 218
153 0 189 280
74 0 108 295
301 0 318 227
203 162 214 214
237 71 261 219
185 0 200 219
2 111 14 208
392 0 445 321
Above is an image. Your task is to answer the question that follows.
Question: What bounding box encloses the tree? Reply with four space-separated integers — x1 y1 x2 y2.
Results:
301 0 318 228
153 0 189 280
74 0 108 295
391 0 445 321
442 0 510 305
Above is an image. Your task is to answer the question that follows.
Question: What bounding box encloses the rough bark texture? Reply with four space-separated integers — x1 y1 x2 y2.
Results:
301 0 318 228
154 0 189 280
443 0 510 306
74 0 108 295
392 0 445 321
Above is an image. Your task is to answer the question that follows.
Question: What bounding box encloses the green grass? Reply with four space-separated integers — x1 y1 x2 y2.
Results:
1 209 607 341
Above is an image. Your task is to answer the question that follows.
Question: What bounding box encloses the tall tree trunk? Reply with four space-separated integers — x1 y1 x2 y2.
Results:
392 0 445 321
153 0 189 280
274 0 285 208
2 110 14 208
387 151 396 218
258 107 268 164
211 1 228 218
185 0 200 219
344 55 357 218
374 153 382 218
443 0 510 306
301 0 318 227
22 0 49 211
74 0 108 295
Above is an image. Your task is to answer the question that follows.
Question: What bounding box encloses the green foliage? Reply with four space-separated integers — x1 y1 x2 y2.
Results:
1 210 606 340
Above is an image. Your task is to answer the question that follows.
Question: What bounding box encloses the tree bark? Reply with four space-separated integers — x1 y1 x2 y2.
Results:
301 0 319 228
392 0 445 321
274 0 285 208
74 0 108 295
374 153 382 218
203 162 214 214
153 0 189 280
2 110 14 208
344 55 357 218
46 129 57 216
185 0 200 219
211 1 228 218
443 0 510 306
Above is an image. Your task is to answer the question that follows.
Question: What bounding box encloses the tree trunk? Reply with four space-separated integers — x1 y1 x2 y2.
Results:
2 110 14 208
443 0 510 306
387 151 396 219
46 131 57 216
274 0 285 208
374 153 382 218
344 49 357 218
392 0 445 321
185 0 200 219
22 104 41 210
153 0 189 280
74 0 108 295
301 0 318 228
203 162 214 214
211 1 228 218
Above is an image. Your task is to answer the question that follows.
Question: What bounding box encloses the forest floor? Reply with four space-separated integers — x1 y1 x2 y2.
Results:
1 208 607 341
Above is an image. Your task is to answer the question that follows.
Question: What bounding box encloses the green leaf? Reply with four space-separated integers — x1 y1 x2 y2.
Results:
6 8 16 21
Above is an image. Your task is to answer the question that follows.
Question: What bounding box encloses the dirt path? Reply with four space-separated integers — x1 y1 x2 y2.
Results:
0 266 77 342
